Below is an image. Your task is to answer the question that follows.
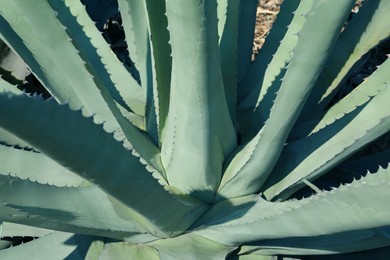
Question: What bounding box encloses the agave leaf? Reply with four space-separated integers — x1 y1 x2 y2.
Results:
116 103 146 131
237 0 308 139
150 233 235 260
1 222 53 237
217 0 228 43
236 0 258 84
161 0 237 203
98 237 234 260
116 0 144 83
195 165 390 245
45 0 162 172
309 147 390 195
300 0 390 121
117 0 158 143
263 58 390 200
290 57 390 140
0 124 33 150
0 0 124 131
0 1 157 173
238 227 390 256
0 80 37 149
99 240 159 260
118 0 172 145
0 175 154 240
218 0 239 123
217 0 356 200
50 0 146 116
0 40 28 84
144 0 172 144
0 93 208 237
0 232 96 260
0 144 89 187
0 74 23 95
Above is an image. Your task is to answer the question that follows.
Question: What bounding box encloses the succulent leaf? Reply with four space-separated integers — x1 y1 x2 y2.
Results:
0 222 53 238
300 0 390 121
0 232 97 259
238 0 308 139
0 93 207 237
195 165 390 245
0 0 126 131
263 58 390 200
236 0 258 83
238 227 390 256
0 144 89 187
217 0 239 124
49 0 145 117
0 0 389 258
161 0 237 203
0 175 150 240
144 0 172 144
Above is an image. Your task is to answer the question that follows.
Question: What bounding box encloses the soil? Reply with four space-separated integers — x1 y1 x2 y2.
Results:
253 0 283 55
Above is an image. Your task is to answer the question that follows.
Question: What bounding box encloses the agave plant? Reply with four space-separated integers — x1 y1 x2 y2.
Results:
0 0 390 259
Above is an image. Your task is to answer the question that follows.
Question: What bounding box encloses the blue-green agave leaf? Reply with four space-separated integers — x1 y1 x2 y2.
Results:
237 0 308 140
161 0 237 203
236 0 258 84
44 0 163 173
218 0 239 124
0 0 124 131
0 81 38 149
49 0 146 117
0 175 150 240
0 144 89 187
238 227 390 256
217 0 356 201
150 233 236 260
0 93 207 237
0 232 97 260
98 240 159 260
117 0 158 143
300 0 390 121
195 165 390 245
263 58 390 200
0 128 33 150
0 40 28 84
144 0 172 144
0 222 53 238
290 57 390 140
0 73 24 95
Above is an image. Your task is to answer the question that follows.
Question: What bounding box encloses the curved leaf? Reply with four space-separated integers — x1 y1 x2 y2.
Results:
263 58 390 200
217 0 355 200
0 93 207 237
0 0 122 131
0 144 89 187
195 165 390 245
300 0 390 121
0 232 96 260
0 175 152 240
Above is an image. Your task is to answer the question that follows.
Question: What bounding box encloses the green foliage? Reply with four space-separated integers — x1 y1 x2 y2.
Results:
0 0 389 259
